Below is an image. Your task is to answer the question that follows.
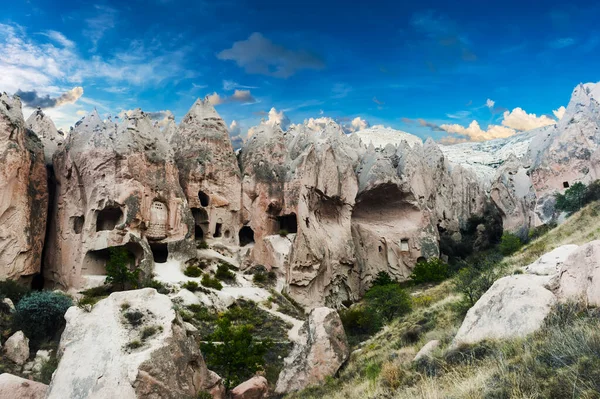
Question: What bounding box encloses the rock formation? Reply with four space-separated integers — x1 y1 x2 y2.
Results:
3 331 30 365
230 376 269 399
26 108 64 166
0 373 48 399
0 93 48 281
275 307 349 393
46 288 224 399
555 240 600 306
170 98 242 246
45 110 194 290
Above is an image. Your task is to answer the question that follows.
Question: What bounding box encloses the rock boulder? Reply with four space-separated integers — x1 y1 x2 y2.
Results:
230 376 268 399
275 307 349 393
4 331 30 365
556 241 600 306
0 373 48 399
46 288 223 399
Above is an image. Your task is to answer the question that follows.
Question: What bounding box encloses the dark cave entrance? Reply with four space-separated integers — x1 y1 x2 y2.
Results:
239 226 255 246
96 207 123 231
191 208 209 241
149 242 169 263
214 223 223 238
198 190 210 207
276 213 298 234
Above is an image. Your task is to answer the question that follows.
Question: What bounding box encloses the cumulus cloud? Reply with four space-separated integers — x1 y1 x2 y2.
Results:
16 86 84 108
229 120 242 135
501 107 556 131
206 90 256 106
217 32 325 78
349 117 369 132
440 120 516 141
553 106 566 120
304 116 334 132
486 99 495 109
265 107 290 130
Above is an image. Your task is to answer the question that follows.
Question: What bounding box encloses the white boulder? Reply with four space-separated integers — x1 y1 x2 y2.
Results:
525 244 579 276
0 373 48 399
453 274 556 345
46 288 223 399
556 241 600 306
413 339 440 362
4 331 29 365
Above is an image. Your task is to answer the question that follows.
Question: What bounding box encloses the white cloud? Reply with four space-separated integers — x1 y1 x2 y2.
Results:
222 80 257 91
84 5 118 51
501 107 556 131
553 106 566 120
41 30 75 48
304 117 334 132
206 90 256 105
265 107 290 130
229 120 242 135
206 92 225 105
440 120 516 141
486 98 495 109
349 116 369 132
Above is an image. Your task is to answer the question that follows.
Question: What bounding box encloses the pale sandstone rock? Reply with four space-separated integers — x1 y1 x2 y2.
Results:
0 93 48 281
45 110 194 290
26 108 64 165
230 376 269 399
46 288 223 399
0 373 48 399
170 98 242 245
413 339 440 362
4 331 30 365
453 274 556 345
172 289 202 306
275 307 349 393
2 298 14 312
556 241 600 306
524 244 579 276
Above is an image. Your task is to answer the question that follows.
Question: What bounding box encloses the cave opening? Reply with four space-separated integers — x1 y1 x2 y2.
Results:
214 223 223 238
72 215 85 234
195 225 204 241
149 242 169 263
191 208 209 241
82 243 142 275
563 181 570 188
276 213 298 234
239 226 255 246
96 207 123 231
198 190 210 207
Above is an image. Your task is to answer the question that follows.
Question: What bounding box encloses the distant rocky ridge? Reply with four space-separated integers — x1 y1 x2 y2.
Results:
1 81 599 309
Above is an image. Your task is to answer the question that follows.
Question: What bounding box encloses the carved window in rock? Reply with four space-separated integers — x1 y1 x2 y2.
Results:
400 239 409 252
147 201 168 240
563 181 570 188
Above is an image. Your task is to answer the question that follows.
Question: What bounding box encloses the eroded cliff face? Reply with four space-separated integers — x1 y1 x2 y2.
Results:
171 98 242 246
0 93 48 281
45 109 194 290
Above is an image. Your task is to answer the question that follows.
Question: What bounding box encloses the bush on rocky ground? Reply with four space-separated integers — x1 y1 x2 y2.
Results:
409 258 450 284
0 280 30 305
201 274 222 290
12 291 72 347
105 247 140 290
215 262 235 282
364 284 412 322
499 232 523 256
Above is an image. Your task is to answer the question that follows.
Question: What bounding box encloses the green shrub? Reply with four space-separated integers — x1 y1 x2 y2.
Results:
371 271 396 287
340 306 382 344
127 340 142 350
499 232 523 256
409 257 449 284
143 279 170 294
124 310 144 327
39 354 59 384
364 284 412 322
141 326 158 340
182 281 200 292
184 265 203 278
12 291 72 346
555 181 588 214
453 260 499 313
278 229 289 237
0 280 30 305
197 241 209 250
201 274 223 290
197 391 212 399
201 318 272 388
253 270 276 287
105 247 140 291
215 263 235 282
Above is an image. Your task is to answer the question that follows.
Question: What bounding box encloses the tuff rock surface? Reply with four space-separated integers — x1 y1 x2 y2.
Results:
46 288 224 399
555 240 600 306
275 307 349 393
3 331 30 365
26 108 64 165
230 376 269 399
0 93 48 281
0 373 48 399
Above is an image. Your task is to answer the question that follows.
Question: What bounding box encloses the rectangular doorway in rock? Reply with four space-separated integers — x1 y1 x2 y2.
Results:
400 239 409 252
276 213 297 234
214 223 223 238
96 207 123 231
239 226 255 246
149 242 168 263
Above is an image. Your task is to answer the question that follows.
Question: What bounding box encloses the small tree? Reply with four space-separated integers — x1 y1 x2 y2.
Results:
555 182 588 214
201 318 272 388
499 233 522 256
12 291 72 346
410 257 449 284
364 284 412 322
105 247 140 291
371 271 395 287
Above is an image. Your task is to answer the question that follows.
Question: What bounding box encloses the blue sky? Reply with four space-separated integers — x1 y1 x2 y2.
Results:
1 0 599 143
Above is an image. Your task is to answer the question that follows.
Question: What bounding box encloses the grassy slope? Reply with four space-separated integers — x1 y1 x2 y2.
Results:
286 201 600 399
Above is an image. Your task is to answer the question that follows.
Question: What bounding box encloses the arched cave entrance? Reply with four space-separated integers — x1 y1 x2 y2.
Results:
149 242 169 263
214 223 223 238
239 226 255 246
276 213 298 234
191 208 209 241
96 207 123 231
81 242 143 275
198 190 210 207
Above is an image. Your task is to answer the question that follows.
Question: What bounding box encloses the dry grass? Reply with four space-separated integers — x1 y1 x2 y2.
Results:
286 202 600 399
